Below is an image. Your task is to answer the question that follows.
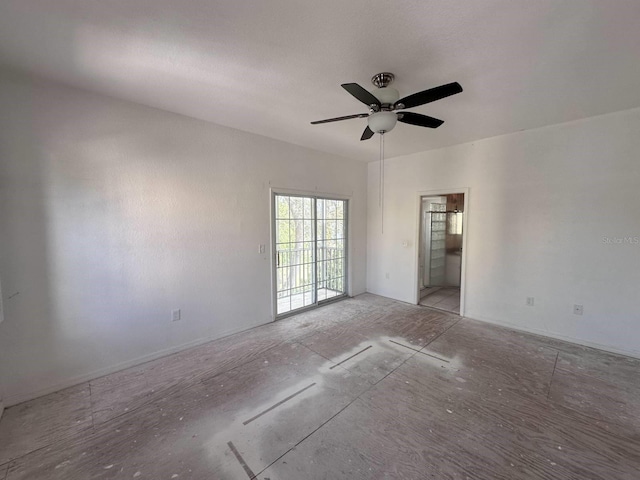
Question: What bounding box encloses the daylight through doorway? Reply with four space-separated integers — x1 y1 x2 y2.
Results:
418 192 465 315
274 194 347 316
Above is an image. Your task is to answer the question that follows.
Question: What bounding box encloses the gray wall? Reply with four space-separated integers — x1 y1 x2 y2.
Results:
367 107 640 357
0 72 367 405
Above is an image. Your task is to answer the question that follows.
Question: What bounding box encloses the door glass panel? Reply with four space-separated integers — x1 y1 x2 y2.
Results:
316 198 346 303
275 194 347 316
275 194 314 315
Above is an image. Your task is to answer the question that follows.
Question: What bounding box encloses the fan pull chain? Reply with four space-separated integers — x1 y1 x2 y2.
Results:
380 132 385 234
379 134 382 207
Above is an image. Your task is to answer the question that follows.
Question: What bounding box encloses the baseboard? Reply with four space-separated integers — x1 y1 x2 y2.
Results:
467 313 640 360
4 320 271 407
7 305 638 407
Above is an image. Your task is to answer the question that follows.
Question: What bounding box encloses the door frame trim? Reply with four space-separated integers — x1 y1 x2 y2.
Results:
413 187 469 316
270 187 351 321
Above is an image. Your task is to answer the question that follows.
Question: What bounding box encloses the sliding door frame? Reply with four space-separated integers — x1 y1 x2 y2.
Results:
270 188 350 320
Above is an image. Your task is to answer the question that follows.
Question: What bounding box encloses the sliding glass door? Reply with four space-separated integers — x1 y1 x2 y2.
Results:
274 193 347 317
316 198 346 302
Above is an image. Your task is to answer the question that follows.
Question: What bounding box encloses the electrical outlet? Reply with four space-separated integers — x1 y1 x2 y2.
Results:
172 309 181 322
526 297 534 307
259 244 265 254
573 304 583 315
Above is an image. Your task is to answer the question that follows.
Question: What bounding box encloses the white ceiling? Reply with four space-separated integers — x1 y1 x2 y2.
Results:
1 0 640 161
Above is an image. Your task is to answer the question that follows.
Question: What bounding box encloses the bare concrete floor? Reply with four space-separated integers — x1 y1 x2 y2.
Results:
420 286 461 314
0 293 639 479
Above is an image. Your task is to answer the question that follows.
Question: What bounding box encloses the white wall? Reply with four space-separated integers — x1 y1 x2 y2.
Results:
0 276 4 417
368 107 640 358
0 72 367 405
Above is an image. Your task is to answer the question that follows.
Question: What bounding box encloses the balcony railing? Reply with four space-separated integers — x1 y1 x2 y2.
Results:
276 246 344 297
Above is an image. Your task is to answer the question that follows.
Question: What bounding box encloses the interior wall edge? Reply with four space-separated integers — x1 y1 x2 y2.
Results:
366 105 640 358
0 74 368 407
466 312 640 360
359 288 640 359
1 320 267 408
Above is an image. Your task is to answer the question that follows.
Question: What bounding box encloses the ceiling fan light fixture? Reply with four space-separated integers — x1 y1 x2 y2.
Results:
310 73 462 141
368 111 397 133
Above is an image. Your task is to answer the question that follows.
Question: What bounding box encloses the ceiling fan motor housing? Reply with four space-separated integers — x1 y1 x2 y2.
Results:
371 87 400 107
369 82 400 133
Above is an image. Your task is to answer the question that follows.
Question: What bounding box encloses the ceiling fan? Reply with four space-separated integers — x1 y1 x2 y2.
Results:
311 73 462 140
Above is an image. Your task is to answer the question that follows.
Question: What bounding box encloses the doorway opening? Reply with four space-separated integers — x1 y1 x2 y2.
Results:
417 192 465 315
272 193 348 318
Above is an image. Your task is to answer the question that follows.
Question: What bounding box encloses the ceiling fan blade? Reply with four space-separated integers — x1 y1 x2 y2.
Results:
397 112 444 128
360 126 374 141
310 113 369 125
395 82 462 109
342 83 381 107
